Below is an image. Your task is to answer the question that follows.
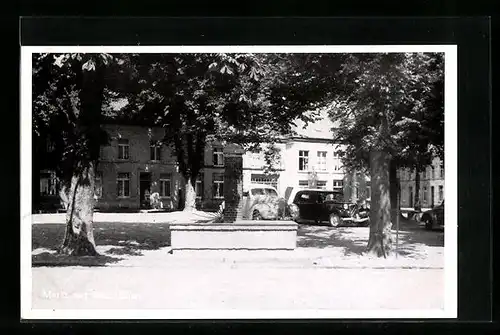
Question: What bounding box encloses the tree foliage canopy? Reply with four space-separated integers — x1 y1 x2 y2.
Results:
326 52 444 173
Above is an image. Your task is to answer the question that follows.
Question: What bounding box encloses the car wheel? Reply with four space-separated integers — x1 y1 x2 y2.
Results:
252 210 263 220
329 214 341 227
423 216 433 230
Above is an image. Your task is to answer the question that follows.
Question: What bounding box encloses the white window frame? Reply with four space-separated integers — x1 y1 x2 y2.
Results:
317 180 327 189
150 142 162 161
213 147 224 167
40 170 58 196
333 179 343 190
159 173 172 198
298 150 309 171
213 173 224 199
316 151 327 171
298 180 308 188
118 139 130 160
117 172 130 198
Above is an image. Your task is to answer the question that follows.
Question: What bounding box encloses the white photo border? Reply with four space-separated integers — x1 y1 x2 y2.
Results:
21 45 457 320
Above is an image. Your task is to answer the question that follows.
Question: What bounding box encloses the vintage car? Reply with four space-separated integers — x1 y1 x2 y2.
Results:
242 184 287 220
285 188 370 227
421 200 445 230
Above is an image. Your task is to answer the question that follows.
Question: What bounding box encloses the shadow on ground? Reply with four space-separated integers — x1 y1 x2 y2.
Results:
32 253 122 267
297 217 444 259
297 224 367 256
32 222 172 267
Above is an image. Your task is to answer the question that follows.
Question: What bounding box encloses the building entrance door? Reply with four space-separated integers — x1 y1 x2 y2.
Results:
139 172 152 208
409 186 413 208
431 186 435 207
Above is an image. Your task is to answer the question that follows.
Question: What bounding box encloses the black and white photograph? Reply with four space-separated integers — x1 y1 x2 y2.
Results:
21 45 457 319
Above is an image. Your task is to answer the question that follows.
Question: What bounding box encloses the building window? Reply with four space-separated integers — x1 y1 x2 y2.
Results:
316 151 327 171
366 186 371 199
423 186 428 204
118 139 130 160
212 173 224 199
317 180 327 189
249 152 262 168
117 172 130 198
46 140 55 153
159 173 171 197
299 180 309 188
150 142 162 161
40 171 58 196
439 185 444 202
195 179 203 199
334 164 342 171
299 150 309 171
333 179 343 190
213 147 224 167
355 187 359 199
333 150 340 158
431 166 435 179
440 163 444 178
95 171 103 198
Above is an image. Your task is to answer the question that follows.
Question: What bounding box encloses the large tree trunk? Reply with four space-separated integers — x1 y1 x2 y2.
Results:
57 55 104 256
414 167 421 211
59 162 98 256
389 160 400 225
366 150 393 258
183 176 197 212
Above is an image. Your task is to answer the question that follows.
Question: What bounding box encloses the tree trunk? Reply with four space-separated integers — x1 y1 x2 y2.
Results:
59 163 98 256
389 160 400 225
366 150 393 258
183 176 197 212
414 167 421 211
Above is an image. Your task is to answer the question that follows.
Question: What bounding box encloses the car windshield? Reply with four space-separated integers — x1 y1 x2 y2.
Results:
251 188 278 197
265 188 278 197
251 188 266 196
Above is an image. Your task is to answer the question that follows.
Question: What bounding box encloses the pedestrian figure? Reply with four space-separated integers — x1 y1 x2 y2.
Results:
149 192 163 209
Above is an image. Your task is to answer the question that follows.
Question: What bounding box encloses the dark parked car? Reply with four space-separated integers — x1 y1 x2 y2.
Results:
421 200 444 230
287 188 370 227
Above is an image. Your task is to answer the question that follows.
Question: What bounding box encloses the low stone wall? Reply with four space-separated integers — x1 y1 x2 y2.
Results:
170 220 298 252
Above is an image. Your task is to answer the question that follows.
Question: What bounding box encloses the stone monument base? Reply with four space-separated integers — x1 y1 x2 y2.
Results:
169 220 298 253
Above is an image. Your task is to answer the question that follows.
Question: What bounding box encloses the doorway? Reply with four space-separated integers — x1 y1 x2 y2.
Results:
409 186 413 208
431 186 435 207
139 172 152 208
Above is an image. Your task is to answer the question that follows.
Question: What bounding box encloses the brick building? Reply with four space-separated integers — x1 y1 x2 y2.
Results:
36 115 372 212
